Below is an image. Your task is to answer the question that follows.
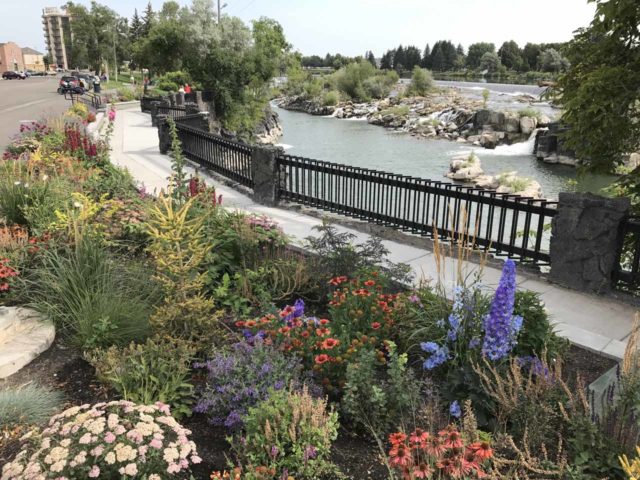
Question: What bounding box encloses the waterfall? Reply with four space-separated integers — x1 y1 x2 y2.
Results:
429 108 459 124
479 128 546 156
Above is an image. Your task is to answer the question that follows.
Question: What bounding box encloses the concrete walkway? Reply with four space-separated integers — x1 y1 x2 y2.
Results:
110 105 635 360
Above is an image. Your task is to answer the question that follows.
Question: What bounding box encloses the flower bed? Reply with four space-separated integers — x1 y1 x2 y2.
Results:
0 106 637 480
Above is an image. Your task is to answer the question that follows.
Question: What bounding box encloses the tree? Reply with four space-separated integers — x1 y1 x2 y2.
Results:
404 45 422 70
522 43 542 70
130 9 142 43
430 42 445 71
498 40 522 70
421 44 431 68
479 51 501 73
554 0 640 171
466 42 495 69
393 45 405 72
538 48 569 73
141 1 155 37
380 50 393 70
365 50 376 67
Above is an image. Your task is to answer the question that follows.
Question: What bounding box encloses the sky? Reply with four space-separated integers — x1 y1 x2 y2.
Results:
1 0 596 57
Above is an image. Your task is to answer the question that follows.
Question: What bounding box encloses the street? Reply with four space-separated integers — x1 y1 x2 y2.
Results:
0 76 69 152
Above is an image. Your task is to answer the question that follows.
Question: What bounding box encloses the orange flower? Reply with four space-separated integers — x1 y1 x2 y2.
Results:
234 321 246 328
468 441 493 460
329 276 348 286
319 318 330 325
315 327 330 337
315 354 329 365
389 444 412 467
364 280 376 287
321 338 340 349
424 436 446 457
439 427 463 449
245 320 257 328
409 429 429 445
412 463 433 479
278 326 291 335
389 432 407 445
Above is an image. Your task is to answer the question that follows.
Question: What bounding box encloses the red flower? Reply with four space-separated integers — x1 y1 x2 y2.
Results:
424 436 446 457
328 276 348 286
389 444 412 467
412 463 433 479
364 280 376 287
278 326 291 335
319 318 330 325
389 432 407 445
314 354 329 365
439 427 464 449
371 322 381 330
235 321 246 328
468 441 493 461
321 338 339 350
301 330 310 338
279 305 294 318
245 320 257 328
315 327 330 337
409 429 429 445
353 288 372 297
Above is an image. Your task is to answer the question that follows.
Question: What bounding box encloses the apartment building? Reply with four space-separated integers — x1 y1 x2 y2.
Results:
42 6 71 70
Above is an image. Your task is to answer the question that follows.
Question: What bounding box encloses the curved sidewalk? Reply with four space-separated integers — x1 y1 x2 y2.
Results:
110 105 635 360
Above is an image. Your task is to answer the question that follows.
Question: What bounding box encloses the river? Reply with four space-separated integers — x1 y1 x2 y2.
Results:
274 81 613 200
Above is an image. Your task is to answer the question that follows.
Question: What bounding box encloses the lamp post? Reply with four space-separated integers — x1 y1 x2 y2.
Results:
217 1 227 24
102 25 117 83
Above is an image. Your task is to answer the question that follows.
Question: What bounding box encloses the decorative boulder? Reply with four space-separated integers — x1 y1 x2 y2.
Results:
519 116 537 135
446 153 484 181
503 112 521 133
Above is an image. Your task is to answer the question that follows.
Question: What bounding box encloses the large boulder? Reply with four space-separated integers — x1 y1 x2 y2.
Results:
519 116 537 135
480 132 502 149
503 112 520 133
446 153 484 181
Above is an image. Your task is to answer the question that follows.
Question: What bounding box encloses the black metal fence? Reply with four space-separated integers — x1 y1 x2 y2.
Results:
158 105 187 121
277 154 557 265
614 216 640 291
175 122 254 188
141 95 164 113
65 91 102 111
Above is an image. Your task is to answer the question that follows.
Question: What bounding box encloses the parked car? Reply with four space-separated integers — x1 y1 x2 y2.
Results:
57 75 84 94
2 71 26 80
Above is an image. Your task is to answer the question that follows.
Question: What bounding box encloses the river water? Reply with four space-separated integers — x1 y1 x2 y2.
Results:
274 81 613 200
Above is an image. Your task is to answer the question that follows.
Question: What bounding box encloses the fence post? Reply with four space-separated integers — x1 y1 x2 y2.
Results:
251 145 282 205
549 192 630 293
156 115 172 154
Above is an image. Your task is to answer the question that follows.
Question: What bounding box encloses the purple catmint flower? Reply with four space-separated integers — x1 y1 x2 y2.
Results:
303 445 317 462
482 259 523 361
270 446 279 459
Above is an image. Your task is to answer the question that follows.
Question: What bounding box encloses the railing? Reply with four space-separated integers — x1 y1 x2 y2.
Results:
614 216 640 292
65 91 102 111
175 122 253 188
157 105 187 121
276 154 557 265
141 95 164 113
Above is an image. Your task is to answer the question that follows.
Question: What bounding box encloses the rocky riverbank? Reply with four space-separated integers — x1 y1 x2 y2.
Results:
276 89 552 150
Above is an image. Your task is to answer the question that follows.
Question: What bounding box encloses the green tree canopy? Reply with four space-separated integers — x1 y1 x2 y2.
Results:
466 42 495 69
554 0 640 172
479 51 501 73
498 40 522 70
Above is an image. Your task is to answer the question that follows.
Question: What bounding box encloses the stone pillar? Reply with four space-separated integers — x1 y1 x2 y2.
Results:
150 101 161 127
157 114 172 154
195 91 206 112
550 192 630 293
251 145 282 205
176 92 185 106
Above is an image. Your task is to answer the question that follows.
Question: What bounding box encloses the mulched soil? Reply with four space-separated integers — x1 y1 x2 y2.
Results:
0 340 619 479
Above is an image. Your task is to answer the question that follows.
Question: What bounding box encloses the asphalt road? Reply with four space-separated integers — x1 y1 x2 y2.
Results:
0 76 69 152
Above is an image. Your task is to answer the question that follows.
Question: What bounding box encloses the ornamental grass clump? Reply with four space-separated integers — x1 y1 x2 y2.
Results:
0 384 64 430
193 337 309 430
1 401 202 479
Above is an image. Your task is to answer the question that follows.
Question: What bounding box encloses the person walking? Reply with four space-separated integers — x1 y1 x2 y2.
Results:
184 83 192 94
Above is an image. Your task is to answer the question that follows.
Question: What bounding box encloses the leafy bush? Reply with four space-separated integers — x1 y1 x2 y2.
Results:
115 87 136 102
517 107 543 120
193 337 309 430
380 105 410 118
362 71 398 99
407 66 434 96
304 221 412 288
322 90 340 106
88 336 195 419
0 166 57 227
155 70 193 92
146 195 224 344
0 384 64 429
331 60 376 101
28 237 157 350
231 386 339 479
2 401 202 479
342 342 421 438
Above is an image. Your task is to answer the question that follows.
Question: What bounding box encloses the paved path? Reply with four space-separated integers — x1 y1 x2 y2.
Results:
0 76 68 151
110 105 635 360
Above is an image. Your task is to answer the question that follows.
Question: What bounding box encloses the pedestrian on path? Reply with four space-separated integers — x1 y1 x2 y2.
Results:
184 83 192 94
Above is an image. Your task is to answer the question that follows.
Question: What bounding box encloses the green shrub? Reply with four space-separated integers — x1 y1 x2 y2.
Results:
231 386 340 479
513 290 567 360
155 70 193 92
380 105 410 117
362 70 398 99
116 87 136 102
341 342 421 439
87 336 195 419
332 60 377 101
303 78 323 99
407 66 434 96
518 107 543 120
21 177 74 236
0 384 64 428
83 164 139 201
0 165 56 227
322 90 340 106
28 237 158 350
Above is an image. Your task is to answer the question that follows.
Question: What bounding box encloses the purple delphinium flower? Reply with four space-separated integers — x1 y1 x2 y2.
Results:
449 400 461 418
421 343 450 370
482 259 523 361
